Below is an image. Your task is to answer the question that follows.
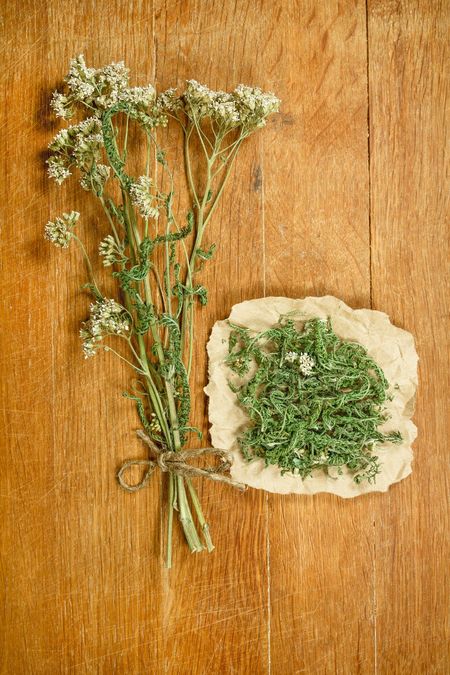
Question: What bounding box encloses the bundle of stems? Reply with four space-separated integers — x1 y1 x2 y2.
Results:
45 56 279 565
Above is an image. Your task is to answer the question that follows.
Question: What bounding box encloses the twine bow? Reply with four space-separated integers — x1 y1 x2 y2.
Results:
117 429 246 493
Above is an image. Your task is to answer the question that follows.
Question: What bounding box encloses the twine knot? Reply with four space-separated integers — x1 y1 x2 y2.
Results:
117 430 246 493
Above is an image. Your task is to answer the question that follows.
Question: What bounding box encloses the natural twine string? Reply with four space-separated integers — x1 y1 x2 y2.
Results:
117 429 246 493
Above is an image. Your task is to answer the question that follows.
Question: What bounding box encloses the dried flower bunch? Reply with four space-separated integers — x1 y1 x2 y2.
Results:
226 317 402 484
45 55 279 565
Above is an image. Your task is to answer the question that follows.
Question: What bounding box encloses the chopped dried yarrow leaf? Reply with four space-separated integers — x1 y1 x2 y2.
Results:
226 316 401 484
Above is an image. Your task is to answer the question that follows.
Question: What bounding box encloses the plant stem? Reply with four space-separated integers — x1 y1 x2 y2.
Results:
102 345 146 373
180 136 243 377
97 110 248 564
126 196 204 557
184 125 200 210
177 476 203 552
99 196 121 244
73 235 101 297
167 473 175 568
186 477 214 552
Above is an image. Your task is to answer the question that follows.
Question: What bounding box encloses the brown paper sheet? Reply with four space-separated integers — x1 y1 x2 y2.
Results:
205 296 418 497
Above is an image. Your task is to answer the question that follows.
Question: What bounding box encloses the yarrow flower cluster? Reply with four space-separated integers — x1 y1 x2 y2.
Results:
182 80 280 130
233 84 280 128
50 92 74 121
44 211 80 248
47 156 71 184
65 55 98 103
156 88 182 113
47 56 168 188
98 234 124 267
129 176 160 219
50 54 163 120
284 350 315 375
298 352 315 376
121 85 156 107
47 116 105 186
80 163 110 195
50 55 130 118
80 299 130 358
184 80 240 126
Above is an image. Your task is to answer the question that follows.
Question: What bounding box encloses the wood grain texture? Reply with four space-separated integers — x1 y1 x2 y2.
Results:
368 1 449 673
0 1 448 674
261 2 377 672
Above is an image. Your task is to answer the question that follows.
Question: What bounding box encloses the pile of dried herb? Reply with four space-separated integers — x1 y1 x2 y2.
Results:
226 316 402 484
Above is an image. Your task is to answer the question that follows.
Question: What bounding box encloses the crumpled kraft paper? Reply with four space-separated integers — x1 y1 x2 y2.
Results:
204 296 418 497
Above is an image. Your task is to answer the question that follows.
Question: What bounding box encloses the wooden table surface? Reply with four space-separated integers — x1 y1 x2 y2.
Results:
1 1 448 673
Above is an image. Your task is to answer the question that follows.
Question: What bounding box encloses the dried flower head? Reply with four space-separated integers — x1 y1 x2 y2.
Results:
50 91 74 120
49 54 165 124
98 234 124 267
80 299 130 358
157 88 182 113
284 351 314 374
298 352 315 376
44 211 80 248
47 116 104 185
149 413 162 435
94 60 130 109
63 55 130 112
120 85 156 107
65 54 97 102
180 80 280 130
47 156 72 184
183 80 239 127
129 176 160 219
233 84 281 128
80 163 111 195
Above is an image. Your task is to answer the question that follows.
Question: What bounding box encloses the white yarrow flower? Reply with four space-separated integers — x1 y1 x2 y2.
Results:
50 91 74 120
181 79 280 130
157 88 182 112
298 352 315 376
94 61 130 108
98 234 122 266
47 157 71 184
44 211 80 248
80 163 110 194
47 116 104 185
285 351 299 363
120 85 156 107
48 127 71 150
129 176 159 219
66 54 96 102
234 84 280 128
80 299 130 358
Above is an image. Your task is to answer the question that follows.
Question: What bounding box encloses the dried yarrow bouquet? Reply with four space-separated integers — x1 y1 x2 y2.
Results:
45 55 280 566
